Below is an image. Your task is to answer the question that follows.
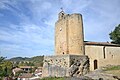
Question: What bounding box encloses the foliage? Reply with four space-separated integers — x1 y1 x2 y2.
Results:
0 57 5 63
41 77 65 80
9 57 30 62
30 56 44 67
0 56 43 79
30 66 37 73
0 61 13 76
109 24 120 44
0 57 6 78
0 57 13 79
18 61 34 66
14 70 25 77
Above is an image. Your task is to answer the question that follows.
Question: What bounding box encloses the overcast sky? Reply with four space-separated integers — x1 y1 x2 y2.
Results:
0 0 120 58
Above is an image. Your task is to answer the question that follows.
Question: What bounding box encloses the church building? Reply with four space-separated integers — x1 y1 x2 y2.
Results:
55 11 120 71
42 11 120 77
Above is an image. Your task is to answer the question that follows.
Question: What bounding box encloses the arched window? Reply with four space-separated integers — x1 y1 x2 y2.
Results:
94 60 98 70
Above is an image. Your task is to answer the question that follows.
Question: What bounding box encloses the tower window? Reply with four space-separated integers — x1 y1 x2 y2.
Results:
112 55 113 58
60 28 62 31
103 46 105 59
61 13 64 18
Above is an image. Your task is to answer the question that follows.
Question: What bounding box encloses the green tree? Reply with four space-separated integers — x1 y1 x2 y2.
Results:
0 57 5 63
0 57 13 79
14 70 24 77
109 24 120 44
18 61 25 66
1 61 13 76
0 57 5 78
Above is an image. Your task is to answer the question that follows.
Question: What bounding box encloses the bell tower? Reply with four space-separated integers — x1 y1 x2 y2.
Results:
55 11 85 55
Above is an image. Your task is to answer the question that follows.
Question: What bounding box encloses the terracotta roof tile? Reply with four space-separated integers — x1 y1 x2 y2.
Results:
19 66 34 68
84 41 120 47
13 68 23 72
18 73 33 78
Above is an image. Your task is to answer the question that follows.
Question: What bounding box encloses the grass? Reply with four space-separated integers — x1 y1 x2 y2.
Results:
103 65 120 71
40 77 65 80
102 65 120 77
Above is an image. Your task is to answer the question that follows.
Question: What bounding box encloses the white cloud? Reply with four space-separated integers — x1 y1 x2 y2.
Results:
41 2 52 10
84 0 120 41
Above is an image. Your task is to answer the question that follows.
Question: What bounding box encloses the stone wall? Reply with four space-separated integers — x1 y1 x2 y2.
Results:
85 45 120 71
42 55 89 77
55 11 84 55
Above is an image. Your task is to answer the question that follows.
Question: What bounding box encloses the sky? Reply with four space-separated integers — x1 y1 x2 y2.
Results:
0 0 120 58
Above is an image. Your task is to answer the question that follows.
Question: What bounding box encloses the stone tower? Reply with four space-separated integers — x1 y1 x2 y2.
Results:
55 11 85 55
43 11 89 77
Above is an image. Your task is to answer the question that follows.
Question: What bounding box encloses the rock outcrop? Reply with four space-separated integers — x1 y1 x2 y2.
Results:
42 55 89 77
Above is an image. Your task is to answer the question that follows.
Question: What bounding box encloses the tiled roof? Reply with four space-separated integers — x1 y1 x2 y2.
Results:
18 73 33 78
19 66 34 68
84 41 120 47
13 68 23 72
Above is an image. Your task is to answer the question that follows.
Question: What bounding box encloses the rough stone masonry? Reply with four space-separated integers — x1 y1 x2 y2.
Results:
42 11 89 77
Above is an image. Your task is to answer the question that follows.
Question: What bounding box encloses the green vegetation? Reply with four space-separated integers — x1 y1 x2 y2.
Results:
9 56 44 67
103 65 120 71
30 56 44 67
18 61 34 66
109 24 120 44
9 57 30 62
0 57 13 79
0 56 44 80
14 70 25 77
41 77 65 80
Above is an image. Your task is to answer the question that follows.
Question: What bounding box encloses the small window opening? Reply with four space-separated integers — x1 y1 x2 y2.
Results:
112 55 113 58
60 28 62 31
94 60 98 70
103 46 105 59
81 46 82 50
61 13 64 17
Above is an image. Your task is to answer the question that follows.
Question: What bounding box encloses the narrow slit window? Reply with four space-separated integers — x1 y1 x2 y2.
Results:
103 46 106 59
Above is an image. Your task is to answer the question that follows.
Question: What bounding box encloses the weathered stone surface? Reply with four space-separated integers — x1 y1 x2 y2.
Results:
42 55 89 77
55 11 85 55
69 56 89 77
85 69 120 80
65 76 93 80
85 45 120 71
